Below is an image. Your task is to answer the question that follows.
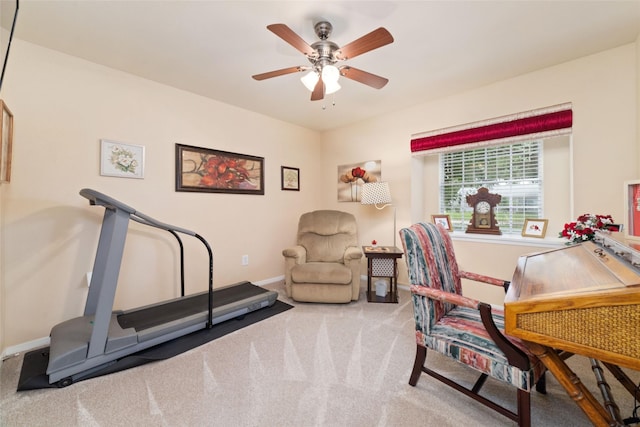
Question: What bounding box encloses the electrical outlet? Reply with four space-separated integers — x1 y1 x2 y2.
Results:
241 255 249 266
85 272 92 288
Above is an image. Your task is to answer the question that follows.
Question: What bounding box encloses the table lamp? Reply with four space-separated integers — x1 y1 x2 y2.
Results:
361 181 396 248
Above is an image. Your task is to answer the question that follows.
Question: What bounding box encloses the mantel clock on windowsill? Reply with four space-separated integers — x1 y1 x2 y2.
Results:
466 187 502 235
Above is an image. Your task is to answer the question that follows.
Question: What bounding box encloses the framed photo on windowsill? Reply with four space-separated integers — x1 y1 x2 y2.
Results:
521 219 548 238
431 214 452 231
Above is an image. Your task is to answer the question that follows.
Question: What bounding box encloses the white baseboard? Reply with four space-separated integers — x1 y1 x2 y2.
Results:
253 275 284 287
2 336 50 361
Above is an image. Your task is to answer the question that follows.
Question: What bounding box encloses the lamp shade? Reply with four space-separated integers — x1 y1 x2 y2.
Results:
321 64 340 82
301 71 319 91
361 182 392 205
325 80 341 95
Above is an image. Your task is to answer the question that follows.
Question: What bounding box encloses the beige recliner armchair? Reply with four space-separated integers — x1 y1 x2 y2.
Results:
283 210 363 303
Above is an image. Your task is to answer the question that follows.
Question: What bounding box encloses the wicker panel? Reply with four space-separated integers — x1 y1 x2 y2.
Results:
372 258 394 276
517 304 640 359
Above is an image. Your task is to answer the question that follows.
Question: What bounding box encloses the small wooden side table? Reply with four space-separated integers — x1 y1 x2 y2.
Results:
362 246 403 303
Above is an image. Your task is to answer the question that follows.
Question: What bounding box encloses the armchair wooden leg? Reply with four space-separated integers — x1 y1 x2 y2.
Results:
517 389 532 427
407 343 532 426
409 344 427 386
471 373 488 394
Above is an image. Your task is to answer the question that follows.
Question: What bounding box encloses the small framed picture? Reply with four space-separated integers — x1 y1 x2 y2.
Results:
281 166 300 191
431 214 452 231
0 100 14 183
521 219 548 238
100 139 145 179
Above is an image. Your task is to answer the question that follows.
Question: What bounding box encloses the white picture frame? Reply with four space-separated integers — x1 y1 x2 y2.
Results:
100 139 145 179
521 219 548 238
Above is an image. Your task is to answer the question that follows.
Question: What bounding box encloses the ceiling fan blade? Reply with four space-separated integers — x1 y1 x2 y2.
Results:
334 27 394 61
252 66 308 81
339 66 389 89
311 79 324 101
267 24 316 57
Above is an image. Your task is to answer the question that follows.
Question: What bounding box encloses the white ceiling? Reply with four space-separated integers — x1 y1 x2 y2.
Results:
7 0 640 131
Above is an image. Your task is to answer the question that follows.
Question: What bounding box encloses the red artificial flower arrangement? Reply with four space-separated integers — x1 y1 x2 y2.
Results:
559 214 614 244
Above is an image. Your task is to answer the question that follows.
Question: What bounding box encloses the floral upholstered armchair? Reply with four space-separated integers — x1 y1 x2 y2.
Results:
399 222 546 427
282 210 362 303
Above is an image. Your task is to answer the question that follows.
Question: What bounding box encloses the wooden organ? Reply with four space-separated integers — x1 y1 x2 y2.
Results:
505 231 640 426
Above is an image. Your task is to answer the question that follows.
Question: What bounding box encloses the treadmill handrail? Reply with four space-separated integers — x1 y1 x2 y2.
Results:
81 188 215 359
80 188 196 236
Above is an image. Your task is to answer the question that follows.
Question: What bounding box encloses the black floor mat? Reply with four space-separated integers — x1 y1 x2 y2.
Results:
17 300 293 391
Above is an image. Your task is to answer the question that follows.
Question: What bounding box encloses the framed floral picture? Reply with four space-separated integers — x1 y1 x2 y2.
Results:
521 219 548 238
337 160 381 202
175 143 264 195
100 139 145 179
281 166 299 191
431 214 452 231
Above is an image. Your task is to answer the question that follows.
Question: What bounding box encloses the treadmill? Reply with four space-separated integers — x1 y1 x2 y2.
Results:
46 188 277 386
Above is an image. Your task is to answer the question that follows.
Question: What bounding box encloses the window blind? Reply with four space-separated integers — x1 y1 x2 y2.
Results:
440 141 543 233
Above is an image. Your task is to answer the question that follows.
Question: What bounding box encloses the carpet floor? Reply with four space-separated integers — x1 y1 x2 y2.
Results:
1 282 639 426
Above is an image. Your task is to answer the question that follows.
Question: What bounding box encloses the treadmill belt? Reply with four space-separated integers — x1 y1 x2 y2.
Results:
117 281 269 332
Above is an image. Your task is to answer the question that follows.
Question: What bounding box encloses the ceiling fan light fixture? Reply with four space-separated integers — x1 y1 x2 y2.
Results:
256 22 393 102
321 64 340 83
300 71 319 91
325 80 341 95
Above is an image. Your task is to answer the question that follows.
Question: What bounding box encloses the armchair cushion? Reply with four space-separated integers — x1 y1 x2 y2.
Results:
419 304 543 391
298 210 358 262
291 262 352 285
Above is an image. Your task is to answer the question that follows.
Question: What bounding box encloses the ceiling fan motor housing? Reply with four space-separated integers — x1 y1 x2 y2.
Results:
309 22 339 69
314 21 333 40
310 41 339 67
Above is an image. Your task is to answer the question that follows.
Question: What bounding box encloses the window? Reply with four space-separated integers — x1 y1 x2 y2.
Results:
439 141 543 234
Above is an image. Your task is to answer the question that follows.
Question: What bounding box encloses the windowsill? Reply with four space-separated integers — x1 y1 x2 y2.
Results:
450 231 565 248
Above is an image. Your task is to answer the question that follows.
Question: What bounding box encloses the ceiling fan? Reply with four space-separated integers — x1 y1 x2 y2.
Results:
252 21 394 101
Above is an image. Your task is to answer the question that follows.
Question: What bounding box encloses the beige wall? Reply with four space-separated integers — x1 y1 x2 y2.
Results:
0 40 322 351
0 38 638 354
321 43 638 301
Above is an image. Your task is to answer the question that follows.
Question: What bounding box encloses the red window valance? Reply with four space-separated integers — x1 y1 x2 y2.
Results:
411 104 572 154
